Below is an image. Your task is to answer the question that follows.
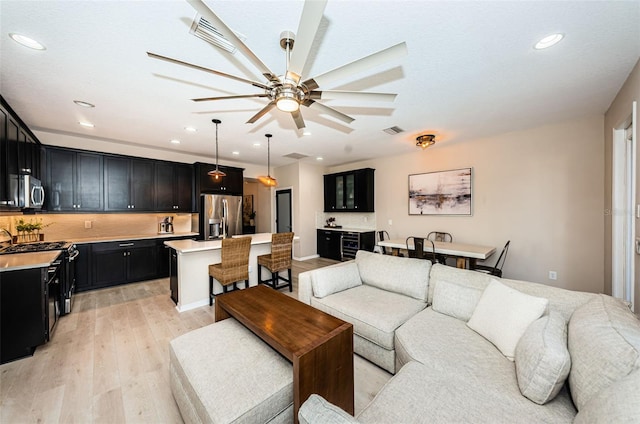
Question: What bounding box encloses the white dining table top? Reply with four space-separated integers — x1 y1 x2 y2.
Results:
378 238 496 260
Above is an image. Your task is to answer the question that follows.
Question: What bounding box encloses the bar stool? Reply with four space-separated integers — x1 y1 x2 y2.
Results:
208 236 252 305
257 232 294 292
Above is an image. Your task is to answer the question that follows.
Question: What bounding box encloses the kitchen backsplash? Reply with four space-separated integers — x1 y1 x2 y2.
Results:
0 213 193 242
316 212 376 230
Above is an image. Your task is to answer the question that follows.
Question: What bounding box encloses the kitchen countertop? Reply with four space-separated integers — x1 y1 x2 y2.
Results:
165 233 275 254
317 227 375 233
71 232 198 244
0 251 61 273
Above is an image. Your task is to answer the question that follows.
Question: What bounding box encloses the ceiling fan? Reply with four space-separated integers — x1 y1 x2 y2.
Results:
147 0 407 130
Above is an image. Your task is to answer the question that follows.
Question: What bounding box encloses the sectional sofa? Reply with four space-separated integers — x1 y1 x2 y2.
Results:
297 250 640 423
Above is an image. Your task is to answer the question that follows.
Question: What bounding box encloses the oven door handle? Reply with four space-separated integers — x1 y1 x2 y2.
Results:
68 250 80 261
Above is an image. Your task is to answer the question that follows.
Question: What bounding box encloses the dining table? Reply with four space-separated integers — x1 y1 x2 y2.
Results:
378 238 496 269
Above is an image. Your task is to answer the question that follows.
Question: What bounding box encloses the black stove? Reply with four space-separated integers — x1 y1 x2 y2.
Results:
0 241 71 254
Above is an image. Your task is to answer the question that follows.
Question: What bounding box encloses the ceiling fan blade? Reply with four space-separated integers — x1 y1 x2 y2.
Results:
246 101 276 124
286 0 328 84
186 0 279 83
291 110 306 130
147 52 269 90
192 94 269 102
305 100 355 124
310 90 397 102
303 42 408 90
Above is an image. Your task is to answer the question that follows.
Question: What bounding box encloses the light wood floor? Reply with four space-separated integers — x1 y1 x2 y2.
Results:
0 258 391 423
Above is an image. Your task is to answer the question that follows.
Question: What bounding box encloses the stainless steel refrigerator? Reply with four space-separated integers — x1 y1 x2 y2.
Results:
194 194 243 240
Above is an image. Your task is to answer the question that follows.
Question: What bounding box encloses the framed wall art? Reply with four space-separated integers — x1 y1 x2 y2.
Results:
408 168 472 215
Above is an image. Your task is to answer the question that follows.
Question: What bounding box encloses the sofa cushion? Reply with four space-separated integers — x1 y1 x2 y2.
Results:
311 261 362 298
311 284 427 350
357 360 576 424
567 294 640 410
355 250 430 302
467 279 549 360
298 394 360 424
515 312 571 405
432 279 483 321
573 368 640 423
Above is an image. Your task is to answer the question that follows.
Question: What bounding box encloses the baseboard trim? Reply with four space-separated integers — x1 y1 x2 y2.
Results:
294 254 320 261
176 299 209 313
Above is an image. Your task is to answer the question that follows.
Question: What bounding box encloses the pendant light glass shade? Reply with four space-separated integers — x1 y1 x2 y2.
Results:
208 119 226 180
258 133 277 187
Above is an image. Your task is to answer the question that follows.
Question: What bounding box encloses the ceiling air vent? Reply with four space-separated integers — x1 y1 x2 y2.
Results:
283 153 309 160
383 126 404 135
189 15 245 54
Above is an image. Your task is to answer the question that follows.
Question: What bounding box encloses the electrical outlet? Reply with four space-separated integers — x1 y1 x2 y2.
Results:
363 217 368 222
388 219 393 225
248 265 252 273
548 271 557 280
84 220 92 229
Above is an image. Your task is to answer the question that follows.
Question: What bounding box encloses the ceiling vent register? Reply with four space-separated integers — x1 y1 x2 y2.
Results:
383 126 404 135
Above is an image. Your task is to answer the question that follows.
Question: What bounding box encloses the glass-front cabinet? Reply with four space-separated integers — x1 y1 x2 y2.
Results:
324 168 374 212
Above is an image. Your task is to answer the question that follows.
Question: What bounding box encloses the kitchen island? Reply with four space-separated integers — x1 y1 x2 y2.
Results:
164 233 274 312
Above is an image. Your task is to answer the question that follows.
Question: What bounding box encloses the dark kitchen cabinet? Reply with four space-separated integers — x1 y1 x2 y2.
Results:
46 147 104 211
0 96 43 210
104 157 154 211
75 244 92 292
195 162 244 198
170 248 178 304
155 162 193 212
324 168 375 212
317 229 343 261
91 239 157 288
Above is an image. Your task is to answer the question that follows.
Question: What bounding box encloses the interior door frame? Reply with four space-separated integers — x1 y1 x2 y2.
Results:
612 101 636 311
275 187 293 234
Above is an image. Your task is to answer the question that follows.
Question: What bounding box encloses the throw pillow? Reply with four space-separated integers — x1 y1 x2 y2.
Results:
567 294 640 411
298 394 361 424
515 311 571 404
311 262 362 298
432 279 483 322
467 279 549 360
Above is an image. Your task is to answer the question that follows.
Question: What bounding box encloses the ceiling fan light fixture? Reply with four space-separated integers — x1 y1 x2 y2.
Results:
208 119 227 180
276 96 300 112
416 134 436 150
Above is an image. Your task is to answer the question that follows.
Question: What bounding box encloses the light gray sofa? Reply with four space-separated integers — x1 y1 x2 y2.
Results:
298 250 640 423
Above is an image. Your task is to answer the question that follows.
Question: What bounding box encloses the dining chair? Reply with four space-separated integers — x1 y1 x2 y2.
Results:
257 232 295 292
472 240 510 278
406 236 429 261
427 231 453 265
208 236 252 305
377 230 395 255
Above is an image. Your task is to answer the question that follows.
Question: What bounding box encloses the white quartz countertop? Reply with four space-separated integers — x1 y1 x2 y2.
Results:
0 251 61 272
165 233 275 253
72 232 198 244
317 227 375 233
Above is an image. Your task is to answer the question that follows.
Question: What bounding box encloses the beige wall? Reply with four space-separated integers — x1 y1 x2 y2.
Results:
297 162 326 259
329 115 605 293
604 58 640 307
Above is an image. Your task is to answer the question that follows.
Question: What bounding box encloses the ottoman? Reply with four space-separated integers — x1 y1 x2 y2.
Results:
170 318 293 423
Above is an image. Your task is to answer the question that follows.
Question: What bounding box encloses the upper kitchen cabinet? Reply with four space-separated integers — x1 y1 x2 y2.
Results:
324 168 375 212
1 95 43 210
104 156 154 211
195 162 243 196
155 162 193 212
46 147 104 211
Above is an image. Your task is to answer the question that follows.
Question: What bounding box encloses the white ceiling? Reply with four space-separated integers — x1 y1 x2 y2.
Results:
1 1 639 168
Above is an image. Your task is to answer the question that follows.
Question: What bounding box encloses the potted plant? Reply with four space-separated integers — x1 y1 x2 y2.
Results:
15 218 50 243
249 211 256 226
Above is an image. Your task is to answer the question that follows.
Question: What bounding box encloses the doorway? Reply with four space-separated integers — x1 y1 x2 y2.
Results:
276 188 292 233
612 101 636 311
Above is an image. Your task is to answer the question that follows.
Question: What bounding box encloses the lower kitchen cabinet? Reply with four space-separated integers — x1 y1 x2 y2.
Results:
317 229 343 261
170 248 178 304
92 240 157 288
317 229 375 261
75 244 92 292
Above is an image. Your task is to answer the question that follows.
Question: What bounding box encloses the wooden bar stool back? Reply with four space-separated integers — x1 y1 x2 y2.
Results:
257 232 295 292
208 236 252 305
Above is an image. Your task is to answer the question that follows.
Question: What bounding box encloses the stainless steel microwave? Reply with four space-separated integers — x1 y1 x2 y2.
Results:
19 175 45 209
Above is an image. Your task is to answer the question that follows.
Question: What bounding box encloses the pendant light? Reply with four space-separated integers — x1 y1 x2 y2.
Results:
208 119 226 180
258 133 277 187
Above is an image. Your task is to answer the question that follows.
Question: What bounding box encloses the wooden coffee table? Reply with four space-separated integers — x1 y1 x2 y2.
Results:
215 285 354 423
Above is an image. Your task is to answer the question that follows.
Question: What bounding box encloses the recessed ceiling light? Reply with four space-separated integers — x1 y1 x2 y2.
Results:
184 126 197 132
534 33 564 50
9 33 46 50
232 151 240 155
78 121 94 128
303 130 312 136
73 100 95 108
253 142 261 147
170 139 181 144
316 157 323 161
